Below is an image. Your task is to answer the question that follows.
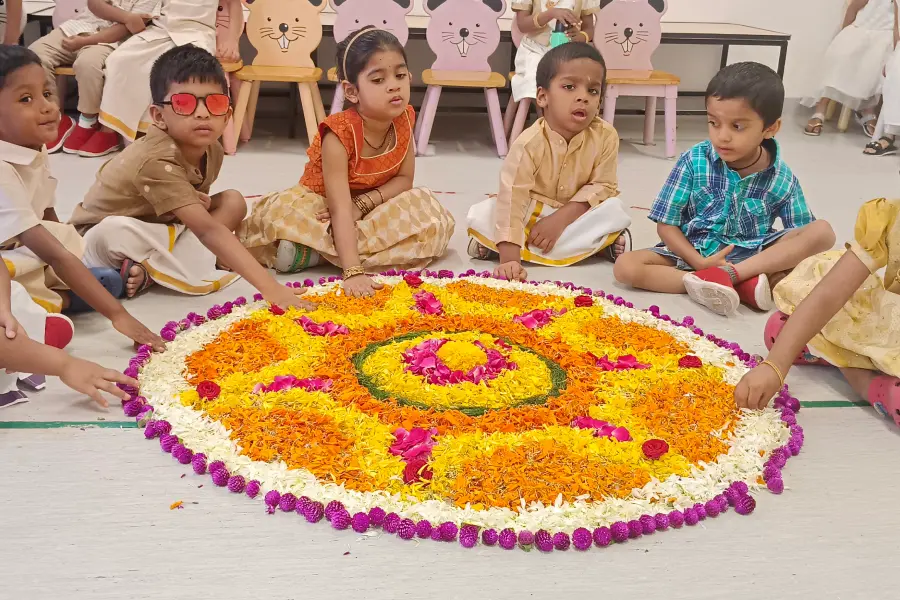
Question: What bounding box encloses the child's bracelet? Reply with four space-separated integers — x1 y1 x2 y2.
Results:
533 10 546 29
578 31 590 42
342 265 366 279
372 188 385 206
760 360 786 388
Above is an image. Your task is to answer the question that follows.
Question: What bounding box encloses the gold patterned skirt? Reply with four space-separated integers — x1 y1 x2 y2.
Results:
773 249 900 377
238 185 456 271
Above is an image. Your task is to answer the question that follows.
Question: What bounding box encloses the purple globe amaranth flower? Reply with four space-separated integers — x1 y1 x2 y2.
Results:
768 453 788 470
191 453 207 475
517 530 535 547
610 521 629 542
253 293 263 302
460 524 479 540
639 514 657 534
211 469 229 487
160 328 177 342
553 532 571 550
351 512 370 533
439 522 458 541
155 420 172 436
731 481 749 496
144 422 159 439
705 500 721 518
159 434 178 453
383 513 401 534
767 477 785 494
123 400 145 417
734 495 757 516
305 502 324 523
173 445 193 464
654 513 670 531
264 490 281 507
535 530 554 552
714 495 729 513
782 412 797 426
786 397 801 412
233 296 247 306
123 365 139 378
593 526 612 547
331 510 351 530
245 480 261 498
208 460 225 474
763 465 781 481
788 439 802 456
460 534 478 548
683 508 699 526
227 475 246 494
325 500 345 521
668 510 685 528
481 529 499 546
498 529 517 550
368 507 386 527
206 305 223 320
397 519 416 540
303 279 314 288
429 528 443 542
279 493 297 513
693 503 707 520
295 496 311 514
222 301 234 314
572 528 592 551
627 520 643 539
415 520 433 539
724 487 740 506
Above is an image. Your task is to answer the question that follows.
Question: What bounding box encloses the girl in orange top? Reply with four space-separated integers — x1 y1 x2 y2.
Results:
239 27 455 298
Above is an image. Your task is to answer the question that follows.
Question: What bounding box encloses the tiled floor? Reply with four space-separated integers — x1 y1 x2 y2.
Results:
2 106 899 599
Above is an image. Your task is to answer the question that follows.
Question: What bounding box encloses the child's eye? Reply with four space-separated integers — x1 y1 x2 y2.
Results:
563 84 575 90
732 124 743 131
397 72 408 79
18 94 32 104
372 78 384 84
588 88 599 95
43 91 53 99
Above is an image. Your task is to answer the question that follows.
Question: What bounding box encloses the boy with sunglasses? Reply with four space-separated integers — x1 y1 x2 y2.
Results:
68 46 312 311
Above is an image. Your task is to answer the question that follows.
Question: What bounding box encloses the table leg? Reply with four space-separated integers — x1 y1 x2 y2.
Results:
720 44 730 70
777 42 788 78
644 96 657 145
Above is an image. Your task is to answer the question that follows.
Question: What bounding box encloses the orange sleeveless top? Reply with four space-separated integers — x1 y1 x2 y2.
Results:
299 105 415 195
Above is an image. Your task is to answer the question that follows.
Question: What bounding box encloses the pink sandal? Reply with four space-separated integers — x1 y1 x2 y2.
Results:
868 376 900 427
764 312 831 366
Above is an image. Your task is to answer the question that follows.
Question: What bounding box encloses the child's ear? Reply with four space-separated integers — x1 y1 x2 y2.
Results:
149 105 167 129
536 87 548 109
764 117 782 139
342 81 360 105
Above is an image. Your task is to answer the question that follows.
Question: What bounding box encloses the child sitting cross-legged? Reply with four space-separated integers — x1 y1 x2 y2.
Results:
466 42 631 282
0 45 162 351
30 0 162 157
239 27 456 298
68 45 311 311
614 62 836 316
735 197 900 428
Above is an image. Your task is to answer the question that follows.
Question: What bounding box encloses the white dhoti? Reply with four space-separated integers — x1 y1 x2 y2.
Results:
467 196 631 267
511 38 549 103
802 25 894 110
0 281 47 400
875 47 900 138
80 216 240 295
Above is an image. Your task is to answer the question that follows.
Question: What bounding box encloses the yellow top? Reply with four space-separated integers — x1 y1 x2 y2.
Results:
848 198 900 294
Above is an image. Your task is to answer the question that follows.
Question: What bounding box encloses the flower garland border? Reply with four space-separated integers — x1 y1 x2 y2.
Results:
124 268 804 554
351 331 568 417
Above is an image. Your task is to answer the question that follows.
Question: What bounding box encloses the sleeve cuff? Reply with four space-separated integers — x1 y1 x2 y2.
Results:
495 226 526 248
846 241 882 273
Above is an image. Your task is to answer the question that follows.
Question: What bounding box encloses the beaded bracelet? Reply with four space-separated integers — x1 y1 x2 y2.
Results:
343 265 366 279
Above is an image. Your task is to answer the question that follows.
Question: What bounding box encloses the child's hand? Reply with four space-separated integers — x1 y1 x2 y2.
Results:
494 261 528 282
527 214 567 254
112 313 166 352
125 13 152 34
734 364 783 410
694 245 735 270
61 36 88 52
264 285 317 312
0 309 23 340
342 274 384 298
549 8 580 28
316 204 364 223
59 357 137 408
216 41 241 64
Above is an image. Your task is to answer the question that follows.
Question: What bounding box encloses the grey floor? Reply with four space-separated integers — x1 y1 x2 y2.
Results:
2 105 899 600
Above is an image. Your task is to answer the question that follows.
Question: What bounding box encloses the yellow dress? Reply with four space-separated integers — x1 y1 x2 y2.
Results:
773 198 900 376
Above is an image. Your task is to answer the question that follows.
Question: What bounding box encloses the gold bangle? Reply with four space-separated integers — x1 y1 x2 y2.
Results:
578 30 590 42
532 10 545 29
761 360 786 388
372 188 385 206
343 265 366 279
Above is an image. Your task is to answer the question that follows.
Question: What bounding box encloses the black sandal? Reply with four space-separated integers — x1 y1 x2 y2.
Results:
603 229 632 263
863 137 897 156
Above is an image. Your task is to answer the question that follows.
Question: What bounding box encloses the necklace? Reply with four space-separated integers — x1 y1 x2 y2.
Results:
730 146 763 172
364 124 393 151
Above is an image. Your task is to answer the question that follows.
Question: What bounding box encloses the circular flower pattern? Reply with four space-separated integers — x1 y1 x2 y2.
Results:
129 272 803 553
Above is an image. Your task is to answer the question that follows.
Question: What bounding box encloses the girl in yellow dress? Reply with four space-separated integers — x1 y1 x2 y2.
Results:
735 198 900 427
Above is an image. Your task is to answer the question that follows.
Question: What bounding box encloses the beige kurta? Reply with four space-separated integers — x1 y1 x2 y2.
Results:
99 0 217 139
0 142 84 313
773 198 900 377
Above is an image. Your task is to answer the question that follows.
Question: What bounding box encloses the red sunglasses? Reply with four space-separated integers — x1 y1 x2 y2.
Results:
158 93 231 117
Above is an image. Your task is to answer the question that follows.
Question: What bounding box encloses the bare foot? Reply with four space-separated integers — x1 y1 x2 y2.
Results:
605 234 628 262
125 263 152 298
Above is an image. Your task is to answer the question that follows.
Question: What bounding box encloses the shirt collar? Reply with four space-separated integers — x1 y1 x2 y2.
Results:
710 138 782 175
0 140 44 166
539 118 588 150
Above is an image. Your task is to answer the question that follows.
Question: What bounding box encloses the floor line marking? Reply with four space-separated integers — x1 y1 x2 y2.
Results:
0 421 138 429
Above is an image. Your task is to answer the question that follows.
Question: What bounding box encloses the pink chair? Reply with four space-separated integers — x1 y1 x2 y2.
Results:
415 0 509 158
216 0 245 154
328 0 413 115
503 16 530 146
52 0 88 28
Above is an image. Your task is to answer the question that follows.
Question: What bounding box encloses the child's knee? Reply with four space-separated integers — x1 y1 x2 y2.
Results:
217 189 247 217
807 220 836 250
613 251 641 285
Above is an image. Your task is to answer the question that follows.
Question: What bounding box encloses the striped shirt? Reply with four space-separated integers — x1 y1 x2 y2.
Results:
59 0 162 38
649 139 813 257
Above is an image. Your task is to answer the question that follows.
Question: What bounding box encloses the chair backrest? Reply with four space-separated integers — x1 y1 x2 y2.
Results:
424 0 506 73
53 0 89 28
242 0 325 68
330 0 413 45
593 0 666 72
217 0 245 49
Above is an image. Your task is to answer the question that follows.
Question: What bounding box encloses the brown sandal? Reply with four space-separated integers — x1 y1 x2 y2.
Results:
804 116 824 136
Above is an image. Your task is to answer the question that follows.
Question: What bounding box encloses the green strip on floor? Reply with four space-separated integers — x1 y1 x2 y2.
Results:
799 400 869 408
0 421 138 429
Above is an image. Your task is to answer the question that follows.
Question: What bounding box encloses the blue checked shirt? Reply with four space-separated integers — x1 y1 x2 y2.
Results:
649 139 813 257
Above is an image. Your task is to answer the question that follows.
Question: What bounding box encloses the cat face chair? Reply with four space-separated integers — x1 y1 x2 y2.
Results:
53 0 89 28
425 0 505 76
331 0 413 46
594 0 666 72
243 0 325 68
416 0 509 158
